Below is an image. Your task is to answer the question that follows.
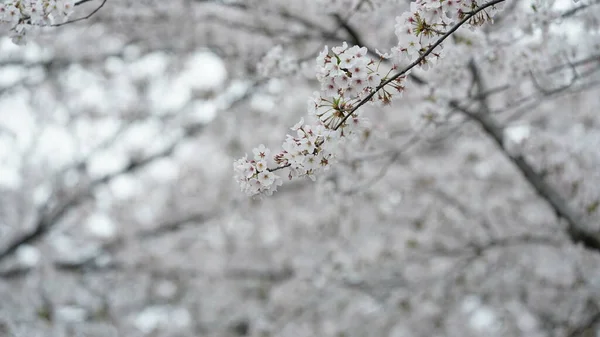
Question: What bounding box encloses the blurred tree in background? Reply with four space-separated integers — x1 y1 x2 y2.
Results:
1 0 600 336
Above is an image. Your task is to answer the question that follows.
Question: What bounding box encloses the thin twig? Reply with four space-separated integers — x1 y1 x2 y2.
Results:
74 0 95 6
53 0 107 27
561 0 600 19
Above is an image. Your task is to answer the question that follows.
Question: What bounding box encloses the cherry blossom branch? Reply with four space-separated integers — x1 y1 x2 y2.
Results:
235 0 508 197
52 0 107 27
332 0 507 131
333 13 429 85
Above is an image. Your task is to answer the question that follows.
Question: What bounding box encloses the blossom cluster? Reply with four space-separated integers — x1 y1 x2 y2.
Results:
256 45 298 78
0 0 75 45
274 119 340 181
233 144 283 197
393 0 504 67
234 42 382 197
234 115 362 197
316 42 381 101
312 42 406 125
235 42 381 197
235 0 505 197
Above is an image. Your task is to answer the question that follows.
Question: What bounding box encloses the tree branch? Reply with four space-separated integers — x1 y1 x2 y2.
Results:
74 0 96 6
0 74 272 264
332 13 428 86
0 124 206 263
561 0 600 19
333 0 507 130
53 0 107 27
458 58 600 251
450 101 600 251
332 14 363 47
565 310 600 337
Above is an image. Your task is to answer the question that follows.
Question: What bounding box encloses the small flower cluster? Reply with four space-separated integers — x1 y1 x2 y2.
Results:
233 144 283 197
0 0 75 45
274 118 340 182
234 114 366 197
313 42 407 126
393 0 504 67
256 45 298 78
315 42 381 101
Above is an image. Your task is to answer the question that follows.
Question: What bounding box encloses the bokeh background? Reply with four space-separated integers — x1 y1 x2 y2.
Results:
1 0 600 336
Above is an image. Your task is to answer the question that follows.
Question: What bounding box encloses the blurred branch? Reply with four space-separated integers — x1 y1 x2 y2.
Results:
138 210 219 238
0 74 273 264
528 64 579 96
341 134 419 195
0 188 91 263
424 184 496 238
0 129 207 264
332 13 363 46
451 60 600 252
410 234 565 260
498 54 600 119
0 39 147 69
565 310 600 337
562 0 600 18
344 233 562 302
0 266 31 279
502 72 600 123
461 53 600 109
225 265 295 283
547 53 600 74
